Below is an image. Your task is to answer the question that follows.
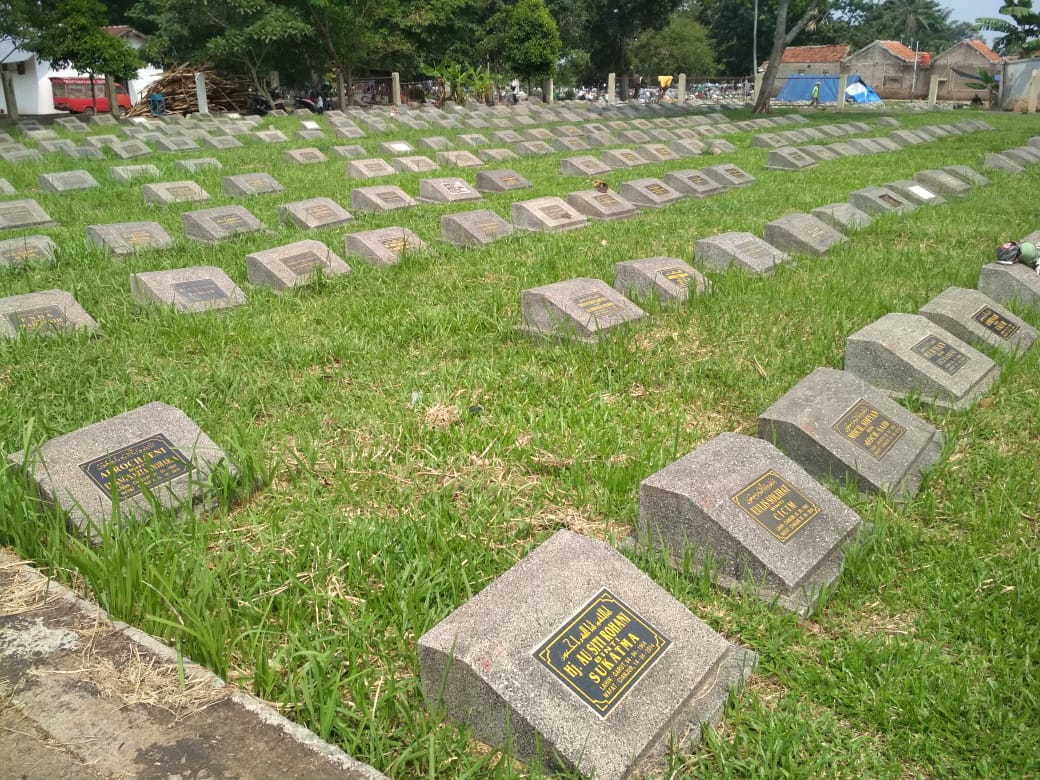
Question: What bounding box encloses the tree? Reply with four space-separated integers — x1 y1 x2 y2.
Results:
0 0 36 119
631 15 716 77
965 67 999 107
753 0 828 113
585 0 684 98
975 0 1040 56
874 0 949 44
487 0 561 88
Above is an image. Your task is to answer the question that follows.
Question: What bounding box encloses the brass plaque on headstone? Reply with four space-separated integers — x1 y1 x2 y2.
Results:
365 162 387 173
478 221 501 235
0 205 34 223
972 306 1019 340
380 193 404 205
79 433 192 501
168 186 196 198
541 204 570 220
444 182 472 195
533 588 671 717
660 267 691 288
621 152 639 162
173 279 227 303
911 335 969 375
214 213 246 230
689 175 708 185
725 167 743 177
381 237 406 251
306 204 336 219
646 183 669 196
574 292 619 316
123 230 154 245
594 194 618 207
501 175 520 185
7 305 68 333
731 470 820 543
734 240 771 261
878 193 902 207
805 225 825 239
1 247 46 263
831 399 906 460
282 252 323 275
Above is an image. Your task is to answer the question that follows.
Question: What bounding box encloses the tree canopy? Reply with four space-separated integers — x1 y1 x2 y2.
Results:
975 0 1040 55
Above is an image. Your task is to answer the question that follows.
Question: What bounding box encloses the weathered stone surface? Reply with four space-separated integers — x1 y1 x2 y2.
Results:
566 189 638 221
920 286 1036 354
883 180 945 206
378 140 415 156
111 164 161 183
154 136 199 152
474 169 531 193
418 529 754 780
759 367 942 496
222 173 285 197
943 165 989 187
279 197 353 230
663 169 726 198
617 178 684 209
511 197 588 233
844 313 999 411
763 213 847 257
0 199 57 230
983 152 1026 173
613 256 708 305
175 157 222 173
978 261 1040 310
0 288 97 339
601 149 648 168
700 164 755 187
142 180 210 205
436 150 485 168
515 141 554 156
560 156 612 176
694 232 787 276
765 147 816 171
350 185 417 213
0 235 56 267
246 239 351 292
810 203 872 232
39 170 100 193
391 155 439 173
181 206 264 242
440 209 514 247
639 433 866 616
418 177 482 204
131 265 247 312
284 147 328 165
110 140 151 159
848 186 915 215
347 158 396 178
519 277 645 343
87 221 173 256
343 227 425 267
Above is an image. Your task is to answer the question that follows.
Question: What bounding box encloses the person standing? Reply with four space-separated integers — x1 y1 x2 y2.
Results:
810 81 820 107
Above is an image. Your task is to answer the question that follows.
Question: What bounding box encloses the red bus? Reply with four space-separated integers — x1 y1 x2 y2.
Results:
50 77 132 115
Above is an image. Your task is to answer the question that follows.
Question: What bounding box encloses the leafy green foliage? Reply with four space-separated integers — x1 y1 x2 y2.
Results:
30 0 141 80
485 0 561 85
975 0 1040 56
632 15 717 78
965 67 999 107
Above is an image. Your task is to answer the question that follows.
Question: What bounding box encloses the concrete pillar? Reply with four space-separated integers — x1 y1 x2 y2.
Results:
607 72 615 104
754 71 763 104
543 78 554 104
1027 70 1040 113
391 72 401 105
105 75 118 118
2 68 20 120
678 73 686 103
927 75 942 108
836 74 848 112
195 72 209 114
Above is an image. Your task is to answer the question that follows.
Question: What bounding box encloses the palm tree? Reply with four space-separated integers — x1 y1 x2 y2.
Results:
976 0 1040 55
876 0 948 44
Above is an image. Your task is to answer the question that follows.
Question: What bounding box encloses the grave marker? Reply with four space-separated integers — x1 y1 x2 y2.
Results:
883 180 945 206
669 139 705 156
0 289 96 339
765 147 816 171
601 149 648 168
154 136 199 152
919 287 1036 354
39 170 100 194
560 156 612 176
110 140 151 159
694 232 787 275
175 157 222 173
845 313 999 410
700 165 755 188
391 155 439 173
350 185 418 213
440 209 514 247
142 181 211 205
254 129 289 143
378 140 416 156
8 402 231 539
418 529 754 780
639 433 867 616
181 205 264 242
478 148 521 163
912 170 972 197
418 177 482 204
983 153 1026 174
457 134 489 148
518 278 645 343
810 203 872 232
566 189 638 221
617 178 683 209
943 165 989 187
419 136 454 151
87 221 173 256
279 197 353 230
614 257 708 305
222 173 285 197
347 158 397 178
284 147 328 165
0 235 56 268
332 144 367 159
663 169 727 199
0 178 14 195
110 164 162 184
978 259 1040 310
848 186 914 215
474 169 532 193
246 239 351 292
3 149 43 164
131 265 247 312
511 197 588 233
763 213 847 256
515 141 554 156
0 199 57 230
343 227 425 267
436 150 485 168
799 145 840 162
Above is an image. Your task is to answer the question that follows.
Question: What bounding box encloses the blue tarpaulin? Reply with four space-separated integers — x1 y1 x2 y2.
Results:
775 74 882 104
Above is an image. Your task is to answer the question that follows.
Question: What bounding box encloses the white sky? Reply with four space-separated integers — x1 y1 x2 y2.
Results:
943 0 1005 44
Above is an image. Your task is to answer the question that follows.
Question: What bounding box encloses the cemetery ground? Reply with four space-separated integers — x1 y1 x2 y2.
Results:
0 106 1038 778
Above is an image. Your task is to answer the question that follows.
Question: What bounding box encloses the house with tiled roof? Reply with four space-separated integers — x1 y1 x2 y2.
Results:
761 44 852 98
842 40 930 99
931 39 1004 101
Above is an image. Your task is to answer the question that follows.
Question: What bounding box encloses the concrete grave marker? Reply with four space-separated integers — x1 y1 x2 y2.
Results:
663 169 726 199
0 178 14 194
669 139 706 156
978 260 1040 310
512 197 588 233
523 128 553 141
378 140 415 156
519 278 645 343
617 178 684 209
0 199 57 230
418 529 754 780
39 170 100 194
919 287 1036 354
419 136 454 151
154 136 199 152
478 148 521 162
350 185 417 213
142 180 210 205
848 186 915 215
553 137 591 152
759 367 942 497
347 158 397 178
87 221 173 256
695 232 787 275
110 140 151 159
637 144 680 162
601 149 648 168
491 130 524 144
181 205 264 242
111 164 161 183
943 165 989 187
883 180 945 206
0 235 56 268
246 239 351 292
457 134 489 148
175 157 222 173
639 433 867 616
700 165 755 188
765 147 816 171
515 141 554 156
332 144 367 159
418 177 482 204
983 153 1026 174
763 213 847 257
391 155 439 173
222 173 285 197
614 257 708 306
810 203 872 232
131 265 246 312
0 289 97 340
279 197 353 230
254 129 289 143
474 169 531 193
284 147 328 165
1002 147 1040 166
846 138 885 155
343 227 425 267
845 313 999 410
800 145 840 162
440 209 514 247
566 189 638 221
436 150 485 168
39 139 77 154
9 402 231 539
560 156 612 176
2 149 43 164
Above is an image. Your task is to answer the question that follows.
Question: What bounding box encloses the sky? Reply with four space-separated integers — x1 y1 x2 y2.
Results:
943 0 1006 44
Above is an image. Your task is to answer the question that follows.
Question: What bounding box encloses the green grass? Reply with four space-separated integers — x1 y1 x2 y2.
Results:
1 104 1039 778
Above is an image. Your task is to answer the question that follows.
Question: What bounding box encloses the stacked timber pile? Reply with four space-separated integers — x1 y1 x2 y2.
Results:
127 65 255 116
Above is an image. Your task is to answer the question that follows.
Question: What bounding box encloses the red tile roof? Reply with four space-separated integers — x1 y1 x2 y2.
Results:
967 38 1002 63
878 40 920 62
779 45 851 64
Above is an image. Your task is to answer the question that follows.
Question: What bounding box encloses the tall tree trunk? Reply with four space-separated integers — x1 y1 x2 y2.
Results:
89 72 98 114
0 69 19 120
753 0 825 114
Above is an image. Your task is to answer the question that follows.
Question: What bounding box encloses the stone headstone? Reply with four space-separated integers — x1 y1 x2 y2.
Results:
0 178 14 195
871 137 902 152
418 177 482 204
800 145 840 162
978 261 1040 310
418 529 754 780
8 402 231 539
553 137 591 153
284 147 328 165
0 199 57 230
456 134 489 148
566 189 638 221
617 178 684 209
222 172 285 197
39 139 77 154
378 140 416 156
391 155 439 173
700 164 755 188
175 157 222 173
279 197 353 230
943 165 989 187
440 209 514 247
669 139 705 156
473 169 531 193
181 205 264 242
1003 147 1040 166
765 147 816 171
515 141 554 156
419 136 454 151
203 135 245 150
436 150 485 168
752 133 786 149
614 257 708 305
491 130 524 144
511 197 588 233
845 313 999 410
919 286 1036 354
350 185 418 213
759 367 942 497
87 221 174 256
142 180 211 205
601 149 648 168
130 265 247 312
111 164 161 183
519 277 645 343
478 147 521 162
347 158 397 178
332 144 367 159
110 140 151 159
343 227 425 267
640 433 866 615
889 130 926 145
254 129 289 143
910 170 971 197
560 156 612 176
848 186 914 215
983 153 1026 174
154 136 199 152
694 232 787 275
245 239 351 292
883 180 945 206
0 235 56 268
763 213 847 257
523 128 553 141
810 203 872 233
2 149 43 164
846 138 885 155
39 170 100 194
663 169 726 199
0 289 96 340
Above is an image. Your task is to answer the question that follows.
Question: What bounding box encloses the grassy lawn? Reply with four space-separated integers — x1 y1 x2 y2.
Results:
1 104 1038 778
